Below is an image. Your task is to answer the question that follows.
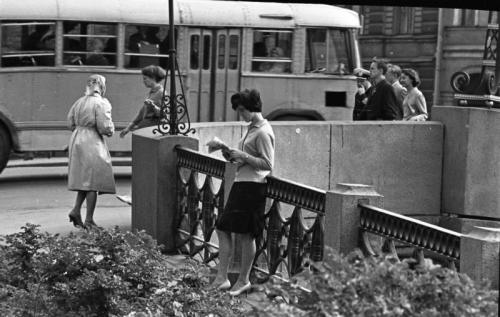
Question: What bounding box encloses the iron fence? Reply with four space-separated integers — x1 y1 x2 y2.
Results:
358 203 463 270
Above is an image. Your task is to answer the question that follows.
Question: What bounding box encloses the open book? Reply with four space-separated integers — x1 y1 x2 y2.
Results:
206 136 229 154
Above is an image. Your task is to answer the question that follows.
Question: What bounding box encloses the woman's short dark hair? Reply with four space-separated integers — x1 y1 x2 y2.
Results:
231 89 262 112
402 68 421 87
141 65 166 82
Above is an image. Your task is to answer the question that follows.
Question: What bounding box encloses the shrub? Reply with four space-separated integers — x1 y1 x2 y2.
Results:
0 224 246 317
247 248 498 317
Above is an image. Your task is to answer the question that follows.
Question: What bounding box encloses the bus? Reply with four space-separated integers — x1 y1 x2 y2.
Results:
0 0 361 172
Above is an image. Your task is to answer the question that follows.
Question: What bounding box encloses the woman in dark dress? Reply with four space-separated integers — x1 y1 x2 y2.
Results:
211 89 275 296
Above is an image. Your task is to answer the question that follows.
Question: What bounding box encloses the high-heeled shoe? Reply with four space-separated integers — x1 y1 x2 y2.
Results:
217 279 232 291
228 282 251 296
68 213 85 228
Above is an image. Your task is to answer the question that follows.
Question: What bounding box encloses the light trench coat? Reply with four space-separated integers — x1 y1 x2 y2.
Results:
67 92 116 194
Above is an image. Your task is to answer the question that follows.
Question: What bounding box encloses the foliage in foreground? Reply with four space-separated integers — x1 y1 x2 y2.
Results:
0 224 497 317
247 249 498 317
0 224 245 317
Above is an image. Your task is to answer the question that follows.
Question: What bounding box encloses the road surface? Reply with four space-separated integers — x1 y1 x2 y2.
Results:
0 158 132 236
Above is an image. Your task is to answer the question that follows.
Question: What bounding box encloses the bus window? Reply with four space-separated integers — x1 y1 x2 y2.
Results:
190 35 199 69
202 35 211 70
63 22 117 66
305 28 352 74
218 34 226 69
0 22 55 67
251 30 292 73
125 25 174 69
228 35 239 70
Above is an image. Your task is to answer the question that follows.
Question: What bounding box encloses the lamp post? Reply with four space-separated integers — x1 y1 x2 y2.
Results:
153 0 194 136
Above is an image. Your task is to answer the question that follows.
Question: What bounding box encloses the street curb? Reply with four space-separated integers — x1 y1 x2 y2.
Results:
0 172 131 183
7 158 132 169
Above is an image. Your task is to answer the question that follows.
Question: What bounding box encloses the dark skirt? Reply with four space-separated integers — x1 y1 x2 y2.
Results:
216 182 267 238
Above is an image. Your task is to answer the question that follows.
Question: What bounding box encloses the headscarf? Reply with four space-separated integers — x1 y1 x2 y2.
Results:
85 74 106 96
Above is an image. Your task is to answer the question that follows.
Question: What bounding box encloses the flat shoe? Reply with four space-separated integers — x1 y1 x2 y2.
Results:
228 282 251 296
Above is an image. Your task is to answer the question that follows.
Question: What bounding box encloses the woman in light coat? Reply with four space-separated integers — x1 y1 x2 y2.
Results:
67 74 116 229
400 68 428 121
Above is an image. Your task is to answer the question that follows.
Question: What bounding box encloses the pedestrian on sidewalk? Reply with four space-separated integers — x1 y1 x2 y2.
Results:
67 74 116 229
400 68 428 121
358 58 402 120
210 89 275 296
119 65 166 138
386 64 407 111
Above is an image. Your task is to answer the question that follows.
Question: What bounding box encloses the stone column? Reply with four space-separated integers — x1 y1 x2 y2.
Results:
131 130 198 252
325 183 383 255
460 226 500 289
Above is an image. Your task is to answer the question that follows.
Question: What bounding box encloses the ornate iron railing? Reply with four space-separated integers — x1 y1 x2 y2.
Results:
253 176 325 282
358 203 463 269
175 146 226 264
174 147 326 281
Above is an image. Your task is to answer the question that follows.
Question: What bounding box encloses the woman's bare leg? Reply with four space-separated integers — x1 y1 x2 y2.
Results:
211 229 232 286
84 191 97 224
70 191 86 216
232 233 255 289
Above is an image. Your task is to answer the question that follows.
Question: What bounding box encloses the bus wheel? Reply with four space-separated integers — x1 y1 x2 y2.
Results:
0 126 11 173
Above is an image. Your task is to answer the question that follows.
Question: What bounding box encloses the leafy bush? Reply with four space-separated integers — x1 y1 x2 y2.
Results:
1 225 497 317
247 249 498 317
0 224 246 317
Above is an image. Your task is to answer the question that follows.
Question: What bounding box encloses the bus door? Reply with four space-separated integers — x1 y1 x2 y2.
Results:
187 28 240 122
214 29 240 122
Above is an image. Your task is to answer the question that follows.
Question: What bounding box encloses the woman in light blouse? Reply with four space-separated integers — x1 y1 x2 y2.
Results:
210 89 275 296
400 68 428 121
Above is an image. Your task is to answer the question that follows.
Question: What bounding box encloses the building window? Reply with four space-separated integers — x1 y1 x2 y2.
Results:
1 21 56 67
251 30 292 73
393 7 414 34
452 9 479 26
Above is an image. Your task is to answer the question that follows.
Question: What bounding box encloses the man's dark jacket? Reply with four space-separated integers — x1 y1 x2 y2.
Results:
359 79 402 120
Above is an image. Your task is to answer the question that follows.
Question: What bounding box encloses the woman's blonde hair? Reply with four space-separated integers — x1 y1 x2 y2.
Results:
85 74 106 96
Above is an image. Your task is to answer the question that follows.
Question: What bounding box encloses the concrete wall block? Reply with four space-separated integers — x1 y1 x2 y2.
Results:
330 122 443 215
439 216 500 235
271 121 332 189
325 183 383 255
433 106 500 218
131 131 198 251
460 227 500 289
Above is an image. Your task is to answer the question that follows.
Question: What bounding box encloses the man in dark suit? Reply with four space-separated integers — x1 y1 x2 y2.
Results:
359 58 402 120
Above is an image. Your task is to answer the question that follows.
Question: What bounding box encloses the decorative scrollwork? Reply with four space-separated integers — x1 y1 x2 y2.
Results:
153 93 195 136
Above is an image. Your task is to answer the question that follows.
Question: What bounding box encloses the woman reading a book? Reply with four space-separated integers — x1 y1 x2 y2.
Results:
209 89 275 296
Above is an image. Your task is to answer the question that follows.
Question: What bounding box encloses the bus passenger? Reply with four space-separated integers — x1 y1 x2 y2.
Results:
128 26 161 68
86 39 109 66
67 74 116 229
210 89 275 296
23 25 51 50
120 65 166 137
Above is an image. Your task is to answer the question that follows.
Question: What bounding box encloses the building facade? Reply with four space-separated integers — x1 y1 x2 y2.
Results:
344 5 493 113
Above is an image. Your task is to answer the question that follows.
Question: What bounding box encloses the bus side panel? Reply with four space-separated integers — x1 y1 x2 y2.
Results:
240 75 356 121
0 71 147 152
